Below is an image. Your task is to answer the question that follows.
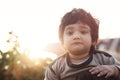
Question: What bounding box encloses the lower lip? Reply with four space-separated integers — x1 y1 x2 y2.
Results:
73 42 82 44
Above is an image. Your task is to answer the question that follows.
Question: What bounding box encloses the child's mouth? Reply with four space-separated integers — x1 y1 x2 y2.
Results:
72 42 82 45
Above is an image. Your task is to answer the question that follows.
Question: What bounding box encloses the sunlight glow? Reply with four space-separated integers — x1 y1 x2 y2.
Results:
0 54 2 59
4 65 9 70
17 60 21 64
28 49 57 60
0 0 120 60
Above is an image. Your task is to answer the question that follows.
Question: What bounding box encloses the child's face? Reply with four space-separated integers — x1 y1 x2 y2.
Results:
63 21 92 55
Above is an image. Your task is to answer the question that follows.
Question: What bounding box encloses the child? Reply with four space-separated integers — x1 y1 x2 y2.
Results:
44 8 120 80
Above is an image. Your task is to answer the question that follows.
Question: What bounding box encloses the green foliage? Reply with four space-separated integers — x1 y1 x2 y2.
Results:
0 32 52 80
0 50 51 80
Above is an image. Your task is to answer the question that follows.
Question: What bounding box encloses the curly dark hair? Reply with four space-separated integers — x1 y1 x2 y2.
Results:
59 8 99 49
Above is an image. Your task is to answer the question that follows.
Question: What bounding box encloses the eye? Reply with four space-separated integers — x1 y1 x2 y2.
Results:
81 30 89 34
66 30 73 35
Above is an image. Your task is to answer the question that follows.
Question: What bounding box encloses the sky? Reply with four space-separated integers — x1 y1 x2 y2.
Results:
0 0 120 53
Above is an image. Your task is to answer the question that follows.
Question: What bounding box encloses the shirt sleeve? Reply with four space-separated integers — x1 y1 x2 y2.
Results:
109 56 120 67
109 56 120 80
44 66 60 80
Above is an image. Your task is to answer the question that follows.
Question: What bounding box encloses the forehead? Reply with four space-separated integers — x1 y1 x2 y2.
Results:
64 22 90 31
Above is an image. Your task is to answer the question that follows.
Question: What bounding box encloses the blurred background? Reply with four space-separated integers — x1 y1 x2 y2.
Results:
0 0 120 80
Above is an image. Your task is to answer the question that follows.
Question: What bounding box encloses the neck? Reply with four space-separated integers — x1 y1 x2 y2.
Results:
69 52 90 63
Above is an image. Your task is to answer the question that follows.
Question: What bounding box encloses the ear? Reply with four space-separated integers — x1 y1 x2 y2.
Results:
92 40 98 46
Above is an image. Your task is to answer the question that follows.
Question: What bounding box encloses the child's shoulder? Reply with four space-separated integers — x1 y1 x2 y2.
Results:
94 50 112 57
93 50 119 65
49 53 67 66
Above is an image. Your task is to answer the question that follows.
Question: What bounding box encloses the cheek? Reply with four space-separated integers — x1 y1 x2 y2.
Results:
63 38 69 47
63 37 71 49
85 37 92 45
63 35 70 43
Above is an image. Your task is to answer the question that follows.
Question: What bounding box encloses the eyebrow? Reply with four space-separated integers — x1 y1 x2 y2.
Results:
81 26 90 30
65 25 90 31
65 26 74 31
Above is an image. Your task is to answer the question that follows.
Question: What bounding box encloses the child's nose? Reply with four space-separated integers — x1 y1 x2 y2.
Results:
73 34 81 40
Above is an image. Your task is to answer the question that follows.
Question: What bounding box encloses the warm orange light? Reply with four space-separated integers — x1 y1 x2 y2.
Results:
28 49 57 60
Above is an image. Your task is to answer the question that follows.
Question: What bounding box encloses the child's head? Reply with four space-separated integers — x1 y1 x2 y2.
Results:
59 8 99 54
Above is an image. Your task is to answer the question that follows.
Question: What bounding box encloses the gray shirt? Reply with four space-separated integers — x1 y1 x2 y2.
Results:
44 50 120 80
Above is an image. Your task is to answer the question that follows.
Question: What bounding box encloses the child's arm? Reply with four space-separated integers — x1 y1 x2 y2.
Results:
89 55 120 80
89 65 119 79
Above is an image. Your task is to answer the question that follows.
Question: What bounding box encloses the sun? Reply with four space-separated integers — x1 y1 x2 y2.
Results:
28 48 57 60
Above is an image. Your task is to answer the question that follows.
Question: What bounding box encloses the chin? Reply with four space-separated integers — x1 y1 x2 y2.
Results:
70 49 89 55
70 50 84 55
